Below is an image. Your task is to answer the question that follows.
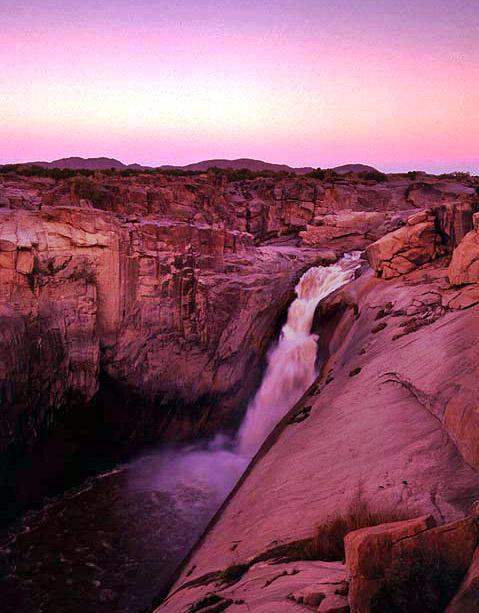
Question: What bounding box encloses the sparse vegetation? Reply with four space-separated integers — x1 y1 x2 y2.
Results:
371 547 465 612
0 164 95 180
273 497 409 562
359 170 388 182
220 562 250 585
72 177 107 208
438 171 471 180
206 167 294 181
0 163 297 182
306 167 338 180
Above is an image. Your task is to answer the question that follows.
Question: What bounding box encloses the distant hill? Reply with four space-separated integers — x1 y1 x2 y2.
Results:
25 157 130 170
332 163 380 175
164 158 314 175
15 157 380 176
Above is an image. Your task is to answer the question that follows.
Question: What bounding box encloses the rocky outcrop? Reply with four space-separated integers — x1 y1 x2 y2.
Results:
366 211 440 278
298 209 409 252
2 172 475 459
345 514 478 612
2 172 477 244
2 170 479 611
448 213 479 285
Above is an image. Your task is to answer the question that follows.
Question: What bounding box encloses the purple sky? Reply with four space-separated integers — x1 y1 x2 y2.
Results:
1 0 479 172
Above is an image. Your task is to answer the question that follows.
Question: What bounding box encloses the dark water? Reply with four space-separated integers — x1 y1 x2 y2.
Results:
0 257 361 612
0 456 218 613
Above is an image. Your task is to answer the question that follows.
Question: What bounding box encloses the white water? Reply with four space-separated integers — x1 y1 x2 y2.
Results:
237 251 362 458
129 253 362 505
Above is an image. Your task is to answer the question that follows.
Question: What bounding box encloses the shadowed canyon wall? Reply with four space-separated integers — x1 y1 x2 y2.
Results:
0 171 478 515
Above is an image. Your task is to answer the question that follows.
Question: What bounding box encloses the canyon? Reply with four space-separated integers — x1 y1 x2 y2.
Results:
1 168 479 612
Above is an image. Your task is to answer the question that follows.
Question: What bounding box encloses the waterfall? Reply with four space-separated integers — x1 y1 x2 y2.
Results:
130 253 362 504
237 251 362 457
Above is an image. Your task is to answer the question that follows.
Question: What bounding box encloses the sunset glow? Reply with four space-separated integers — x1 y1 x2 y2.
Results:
2 0 479 172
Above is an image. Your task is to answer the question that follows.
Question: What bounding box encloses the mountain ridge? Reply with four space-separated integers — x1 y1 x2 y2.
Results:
12 156 379 175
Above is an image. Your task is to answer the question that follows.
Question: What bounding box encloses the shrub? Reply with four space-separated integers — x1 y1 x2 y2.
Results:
359 170 388 182
308 498 407 560
307 168 326 180
72 177 107 208
306 168 339 181
438 171 471 180
220 562 250 585
0 164 96 180
371 547 464 612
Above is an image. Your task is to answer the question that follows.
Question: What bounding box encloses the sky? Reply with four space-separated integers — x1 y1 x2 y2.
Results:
1 0 478 173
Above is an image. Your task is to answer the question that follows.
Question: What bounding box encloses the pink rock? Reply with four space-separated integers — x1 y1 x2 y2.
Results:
449 228 479 285
366 213 439 279
317 594 350 612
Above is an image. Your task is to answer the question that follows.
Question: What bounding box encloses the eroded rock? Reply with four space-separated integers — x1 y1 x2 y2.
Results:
449 215 479 285
366 211 439 279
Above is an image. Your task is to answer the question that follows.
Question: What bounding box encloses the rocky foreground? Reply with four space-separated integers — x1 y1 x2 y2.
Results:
1 169 479 611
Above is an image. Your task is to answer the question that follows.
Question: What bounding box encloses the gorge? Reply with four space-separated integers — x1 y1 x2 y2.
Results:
1 168 479 612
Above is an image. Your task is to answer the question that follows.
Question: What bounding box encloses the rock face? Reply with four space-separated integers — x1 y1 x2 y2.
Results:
0 204 333 459
1 171 474 458
2 170 479 611
299 210 408 252
345 514 478 612
366 211 440 278
448 213 479 285
160 257 479 611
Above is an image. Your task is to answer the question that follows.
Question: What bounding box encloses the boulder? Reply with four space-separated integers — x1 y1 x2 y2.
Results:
345 516 478 613
449 216 479 285
318 594 350 612
366 211 439 279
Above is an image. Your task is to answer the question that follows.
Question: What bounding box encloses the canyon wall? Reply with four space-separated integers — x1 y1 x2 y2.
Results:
0 171 477 476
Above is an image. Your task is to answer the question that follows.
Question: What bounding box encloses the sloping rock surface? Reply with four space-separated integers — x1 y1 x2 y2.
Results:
160 260 479 611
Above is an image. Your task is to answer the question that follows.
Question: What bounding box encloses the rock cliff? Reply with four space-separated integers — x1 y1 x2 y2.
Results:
2 170 479 611
2 171 474 459
159 204 479 611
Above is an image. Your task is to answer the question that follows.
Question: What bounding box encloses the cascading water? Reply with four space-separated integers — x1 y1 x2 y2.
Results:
237 251 362 457
135 252 362 504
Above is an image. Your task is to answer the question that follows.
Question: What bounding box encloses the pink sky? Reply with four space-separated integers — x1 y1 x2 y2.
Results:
1 1 478 173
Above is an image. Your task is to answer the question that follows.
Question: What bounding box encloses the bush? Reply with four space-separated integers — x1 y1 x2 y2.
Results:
220 562 250 585
304 498 407 561
72 177 107 208
371 547 464 612
359 170 388 182
306 168 338 181
0 164 95 180
307 168 326 180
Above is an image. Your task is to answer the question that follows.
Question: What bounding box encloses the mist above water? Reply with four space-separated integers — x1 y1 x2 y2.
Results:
129 252 362 507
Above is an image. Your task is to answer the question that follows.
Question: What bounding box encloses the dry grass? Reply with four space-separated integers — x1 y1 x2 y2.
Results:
280 497 409 563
